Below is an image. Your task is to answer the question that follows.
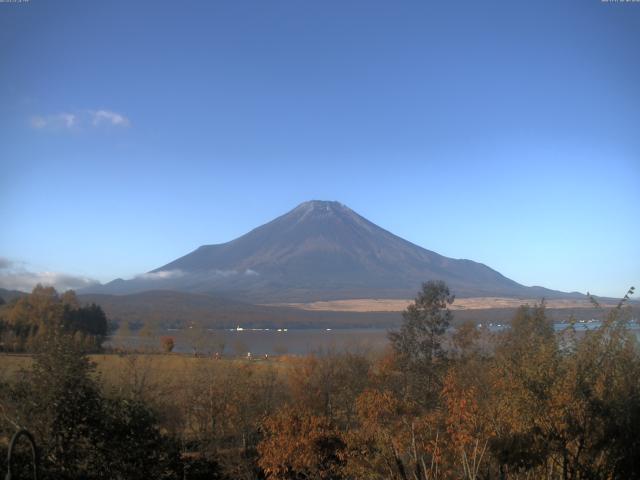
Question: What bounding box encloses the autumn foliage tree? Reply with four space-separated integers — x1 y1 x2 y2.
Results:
441 370 491 479
346 388 439 480
258 409 346 480
160 336 175 353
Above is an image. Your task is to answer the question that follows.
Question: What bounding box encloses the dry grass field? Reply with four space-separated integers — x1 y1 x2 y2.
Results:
0 354 32 382
0 353 288 388
270 296 614 312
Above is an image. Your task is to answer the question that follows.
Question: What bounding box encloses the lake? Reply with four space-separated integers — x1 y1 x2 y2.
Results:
106 321 640 356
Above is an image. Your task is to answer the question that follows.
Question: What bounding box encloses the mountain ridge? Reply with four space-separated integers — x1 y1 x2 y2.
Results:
85 200 583 302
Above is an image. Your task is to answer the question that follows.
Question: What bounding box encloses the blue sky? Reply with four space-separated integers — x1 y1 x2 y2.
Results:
0 0 638 297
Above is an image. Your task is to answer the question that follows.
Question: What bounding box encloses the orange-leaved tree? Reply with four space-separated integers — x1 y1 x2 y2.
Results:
258 408 346 480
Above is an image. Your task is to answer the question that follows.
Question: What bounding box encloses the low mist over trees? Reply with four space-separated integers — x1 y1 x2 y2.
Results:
0 285 108 352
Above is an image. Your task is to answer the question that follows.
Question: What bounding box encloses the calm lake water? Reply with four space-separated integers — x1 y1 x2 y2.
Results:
107 321 640 356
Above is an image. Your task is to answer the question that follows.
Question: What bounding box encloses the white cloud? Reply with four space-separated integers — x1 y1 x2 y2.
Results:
90 110 130 127
136 270 184 281
30 113 77 130
208 269 259 277
30 109 129 130
30 116 47 129
60 113 77 128
214 269 238 277
0 258 99 292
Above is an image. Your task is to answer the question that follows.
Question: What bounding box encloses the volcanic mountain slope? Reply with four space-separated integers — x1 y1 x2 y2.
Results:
88 201 580 302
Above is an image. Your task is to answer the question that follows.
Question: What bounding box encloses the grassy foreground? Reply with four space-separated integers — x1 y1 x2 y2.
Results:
1 352 287 387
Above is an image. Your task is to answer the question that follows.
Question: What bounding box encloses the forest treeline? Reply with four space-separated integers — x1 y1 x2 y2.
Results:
0 281 639 479
0 285 108 352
